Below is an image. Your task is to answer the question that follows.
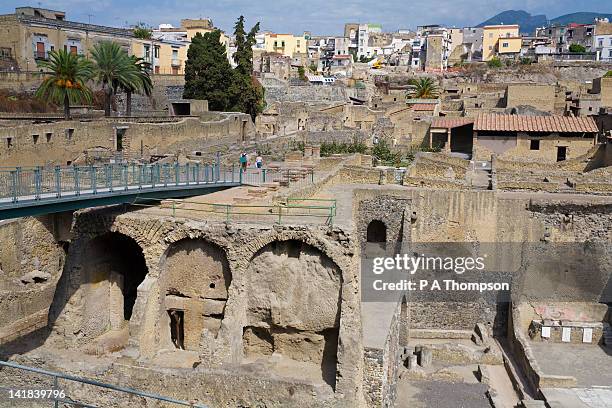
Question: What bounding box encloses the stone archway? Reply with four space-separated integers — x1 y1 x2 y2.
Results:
243 239 342 389
160 238 231 351
366 220 387 244
80 232 148 342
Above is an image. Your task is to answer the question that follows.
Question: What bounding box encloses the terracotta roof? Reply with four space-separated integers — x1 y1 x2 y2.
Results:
474 114 598 133
431 117 474 129
412 104 436 111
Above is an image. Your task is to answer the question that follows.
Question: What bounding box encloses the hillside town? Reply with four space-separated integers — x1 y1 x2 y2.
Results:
0 4 611 408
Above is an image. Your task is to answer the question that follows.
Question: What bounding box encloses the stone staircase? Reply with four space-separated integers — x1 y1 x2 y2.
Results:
469 161 492 190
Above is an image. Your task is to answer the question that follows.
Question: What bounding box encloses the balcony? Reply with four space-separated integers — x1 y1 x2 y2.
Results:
171 59 181 67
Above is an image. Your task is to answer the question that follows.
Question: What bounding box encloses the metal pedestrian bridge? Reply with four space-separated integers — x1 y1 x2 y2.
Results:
0 162 248 220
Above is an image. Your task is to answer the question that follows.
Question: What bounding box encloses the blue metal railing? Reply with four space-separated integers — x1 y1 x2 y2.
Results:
0 163 317 219
0 163 234 204
0 359 207 407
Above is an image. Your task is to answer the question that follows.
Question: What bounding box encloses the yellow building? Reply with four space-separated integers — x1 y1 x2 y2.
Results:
264 33 307 57
131 39 187 75
0 6 134 71
482 25 520 61
153 19 231 66
497 37 522 57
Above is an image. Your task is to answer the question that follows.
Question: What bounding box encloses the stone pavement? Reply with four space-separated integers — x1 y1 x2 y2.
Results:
529 342 612 387
542 387 612 408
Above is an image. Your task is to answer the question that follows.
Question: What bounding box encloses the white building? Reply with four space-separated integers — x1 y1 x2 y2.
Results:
357 23 382 59
594 20 612 62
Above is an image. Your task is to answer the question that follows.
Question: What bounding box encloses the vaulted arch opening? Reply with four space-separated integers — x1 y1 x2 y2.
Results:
243 239 342 389
367 220 387 244
160 238 231 351
80 232 148 341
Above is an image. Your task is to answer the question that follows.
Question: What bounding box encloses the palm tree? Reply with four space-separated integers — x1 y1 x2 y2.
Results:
91 41 139 117
35 49 94 119
122 56 153 116
406 77 440 99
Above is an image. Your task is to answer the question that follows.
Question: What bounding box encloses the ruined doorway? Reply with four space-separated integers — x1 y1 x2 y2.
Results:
168 309 185 349
367 220 387 244
82 232 148 335
556 146 567 162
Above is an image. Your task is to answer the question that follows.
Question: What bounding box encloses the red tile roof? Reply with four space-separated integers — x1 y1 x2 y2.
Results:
431 117 474 129
474 114 598 133
412 104 436 111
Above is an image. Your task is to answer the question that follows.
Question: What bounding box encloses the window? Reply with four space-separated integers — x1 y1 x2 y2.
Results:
46 133 52 143
530 139 540 150
609 50 612 58
502 42 509 48
6 137 13 148
274 41 277 47
65 129 74 140
281 41 285 47
32 134 39 144
154 45 159 59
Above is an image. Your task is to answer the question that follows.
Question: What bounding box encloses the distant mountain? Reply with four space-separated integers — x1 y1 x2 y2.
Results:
551 12 612 25
476 10 547 34
476 10 612 34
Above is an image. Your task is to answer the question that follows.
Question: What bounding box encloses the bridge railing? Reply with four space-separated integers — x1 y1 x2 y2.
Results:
238 167 315 186
142 197 336 225
0 163 232 203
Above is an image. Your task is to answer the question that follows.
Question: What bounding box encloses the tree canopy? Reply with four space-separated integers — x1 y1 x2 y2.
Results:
35 49 94 119
183 16 264 120
406 77 440 99
569 43 586 53
183 31 235 111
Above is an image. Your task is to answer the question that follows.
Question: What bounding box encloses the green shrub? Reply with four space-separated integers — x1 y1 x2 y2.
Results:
487 57 503 68
568 43 586 53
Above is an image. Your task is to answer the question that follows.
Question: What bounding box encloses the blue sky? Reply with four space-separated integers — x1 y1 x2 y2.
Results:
1 1 610 35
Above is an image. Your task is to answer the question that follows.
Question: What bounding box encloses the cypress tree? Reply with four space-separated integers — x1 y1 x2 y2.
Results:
183 31 234 111
230 16 264 120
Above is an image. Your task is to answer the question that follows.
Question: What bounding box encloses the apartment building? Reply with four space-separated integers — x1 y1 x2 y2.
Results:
357 23 383 59
0 6 133 71
0 6 196 75
594 20 612 62
536 23 595 53
482 25 520 61
131 39 187 75
263 33 308 57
